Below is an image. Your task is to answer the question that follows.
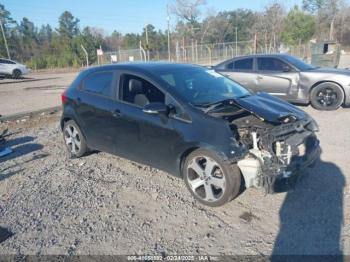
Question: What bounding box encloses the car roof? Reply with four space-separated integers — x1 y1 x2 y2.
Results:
226 53 293 60
215 53 295 67
0 58 17 63
82 62 205 75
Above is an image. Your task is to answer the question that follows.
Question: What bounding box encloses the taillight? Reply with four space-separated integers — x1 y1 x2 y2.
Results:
61 91 68 104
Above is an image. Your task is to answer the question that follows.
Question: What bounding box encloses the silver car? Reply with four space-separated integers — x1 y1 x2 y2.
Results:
0 58 29 79
214 54 350 110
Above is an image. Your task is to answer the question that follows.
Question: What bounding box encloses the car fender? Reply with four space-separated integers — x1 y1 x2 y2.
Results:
175 126 247 177
176 141 247 177
60 105 83 130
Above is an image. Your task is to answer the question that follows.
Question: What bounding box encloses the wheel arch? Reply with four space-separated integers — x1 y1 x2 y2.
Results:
60 116 72 130
177 143 238 178
178 147 199 177
60 106 81 130
12 68 22 74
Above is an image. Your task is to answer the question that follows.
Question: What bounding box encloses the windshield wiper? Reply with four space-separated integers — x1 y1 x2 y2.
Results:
202 99 236 113
194 95 251 113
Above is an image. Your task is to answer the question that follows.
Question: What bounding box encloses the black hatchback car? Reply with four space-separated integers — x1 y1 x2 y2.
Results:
61 63 320 207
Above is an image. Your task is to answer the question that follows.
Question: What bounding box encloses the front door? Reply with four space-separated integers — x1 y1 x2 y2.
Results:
114 73 182 171
255 57 300 100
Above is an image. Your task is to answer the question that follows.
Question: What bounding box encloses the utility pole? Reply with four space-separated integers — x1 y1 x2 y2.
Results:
0 15 11 59
235 27 238 56
81 44 89 67
167 4 171 61
145 25 149 61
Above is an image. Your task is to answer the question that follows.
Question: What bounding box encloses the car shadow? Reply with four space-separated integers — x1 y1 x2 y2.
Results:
272 159 345 258
0 134 48 181
0 226 13 244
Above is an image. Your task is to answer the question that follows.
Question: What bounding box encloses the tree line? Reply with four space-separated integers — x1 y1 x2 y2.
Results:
0 0 349 69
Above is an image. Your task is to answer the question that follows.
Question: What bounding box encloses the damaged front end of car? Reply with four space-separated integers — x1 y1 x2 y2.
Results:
208 93 321 193
233 114 320 193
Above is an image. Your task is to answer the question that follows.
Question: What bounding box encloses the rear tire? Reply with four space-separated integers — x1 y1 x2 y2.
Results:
63 120 88 158
183 149 241 207
12 69 22 79
310 82 344 110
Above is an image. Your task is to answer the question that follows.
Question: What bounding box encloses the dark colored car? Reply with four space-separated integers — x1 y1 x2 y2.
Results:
60 63 320 207
214 54 350 110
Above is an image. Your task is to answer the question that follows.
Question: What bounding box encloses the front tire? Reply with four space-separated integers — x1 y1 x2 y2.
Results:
310 82 344 110
63 120 88 158
12 69 22 79
183 149 241 207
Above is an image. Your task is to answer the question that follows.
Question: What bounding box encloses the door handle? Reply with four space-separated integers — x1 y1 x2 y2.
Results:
111 109 122 118
257 75 264 80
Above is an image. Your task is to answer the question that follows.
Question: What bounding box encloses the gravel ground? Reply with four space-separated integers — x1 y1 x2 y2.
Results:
0 106 349 256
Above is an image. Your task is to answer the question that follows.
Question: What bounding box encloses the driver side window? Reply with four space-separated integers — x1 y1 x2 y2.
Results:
119 74 165 107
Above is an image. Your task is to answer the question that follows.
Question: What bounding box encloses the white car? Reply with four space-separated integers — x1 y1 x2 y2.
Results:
0 58 29 79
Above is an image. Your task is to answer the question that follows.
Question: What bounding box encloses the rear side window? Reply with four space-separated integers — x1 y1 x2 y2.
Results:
227 58 253 70
83 71 114 97
0 59 15 64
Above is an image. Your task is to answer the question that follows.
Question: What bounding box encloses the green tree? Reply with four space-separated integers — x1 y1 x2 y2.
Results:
122 33 140 49
0 4 18 59
302 0 343 40
281 6 316 45
57 11 80 39
18 17 38 59
224 9 257 42
38 24 53 44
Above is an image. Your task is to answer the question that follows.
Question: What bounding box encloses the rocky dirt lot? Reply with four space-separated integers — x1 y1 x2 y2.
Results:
0 106 349 256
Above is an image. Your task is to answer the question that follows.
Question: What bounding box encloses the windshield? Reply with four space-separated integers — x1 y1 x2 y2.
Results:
158 67 250 106
283 55 316 71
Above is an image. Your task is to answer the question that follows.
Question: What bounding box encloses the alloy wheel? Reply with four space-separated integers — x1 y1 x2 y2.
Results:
186 156 226 202
64 124 81 155
316 87 338 107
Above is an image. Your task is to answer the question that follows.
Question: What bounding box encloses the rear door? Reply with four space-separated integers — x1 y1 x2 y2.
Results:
255 57 300 100
217 58 257 90
75 70 118 153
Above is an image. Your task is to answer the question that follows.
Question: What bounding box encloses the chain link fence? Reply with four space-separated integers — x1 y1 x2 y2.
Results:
100 40 311 66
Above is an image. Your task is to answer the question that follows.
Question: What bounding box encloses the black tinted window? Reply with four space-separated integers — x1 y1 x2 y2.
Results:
120 74 165 106
257 58 290 71
0 59 15 64
0 59 11 64
232 58 253 70
83 71 114 97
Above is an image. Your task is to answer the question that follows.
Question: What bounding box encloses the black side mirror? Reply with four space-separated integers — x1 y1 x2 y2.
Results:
143 102 169 115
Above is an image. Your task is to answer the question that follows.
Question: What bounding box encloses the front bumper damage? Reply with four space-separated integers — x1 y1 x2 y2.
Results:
237 118 321 193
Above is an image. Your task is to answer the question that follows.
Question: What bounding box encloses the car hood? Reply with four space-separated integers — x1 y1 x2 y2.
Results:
233 92 307 123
